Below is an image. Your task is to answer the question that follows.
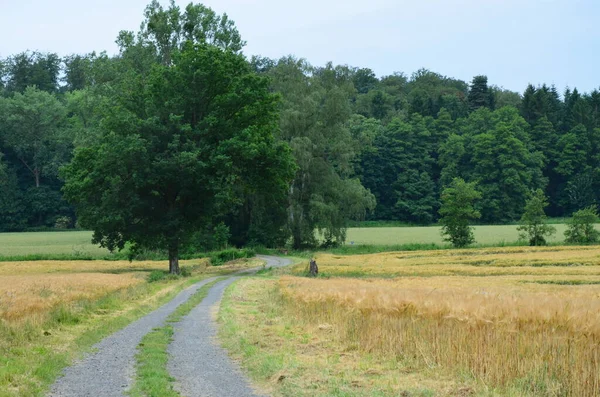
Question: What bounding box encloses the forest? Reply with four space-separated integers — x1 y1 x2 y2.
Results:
1 1 599 250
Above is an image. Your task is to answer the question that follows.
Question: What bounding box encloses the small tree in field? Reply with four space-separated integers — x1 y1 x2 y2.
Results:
439 178 481 248
564 206 600 244
517 189 555 246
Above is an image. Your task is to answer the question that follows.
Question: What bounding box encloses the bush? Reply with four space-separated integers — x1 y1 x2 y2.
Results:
54 216 73 229
147 270 166 283
565 207 600 244
209 248 256 266
179 266 192 277
213 222 231 250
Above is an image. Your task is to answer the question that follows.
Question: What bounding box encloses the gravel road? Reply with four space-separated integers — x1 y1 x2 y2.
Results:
168 255 292 397
48 276 219 397
47 255 291 397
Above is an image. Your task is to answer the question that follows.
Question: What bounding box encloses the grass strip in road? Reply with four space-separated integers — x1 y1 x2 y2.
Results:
1 273 218 397
129 278 223 397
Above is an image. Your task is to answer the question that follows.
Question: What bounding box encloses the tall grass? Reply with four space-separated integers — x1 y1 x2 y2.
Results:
278 246 600 396
280 278 600 397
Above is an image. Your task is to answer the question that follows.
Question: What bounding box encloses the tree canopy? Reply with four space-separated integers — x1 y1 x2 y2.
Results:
2 0 600 249
62 42 294 273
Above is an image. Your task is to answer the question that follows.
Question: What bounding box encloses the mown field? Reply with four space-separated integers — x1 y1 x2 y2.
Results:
0 224 588 260
344 224 578 246
0 255 258 396
220 246 600 396
0 231 110 258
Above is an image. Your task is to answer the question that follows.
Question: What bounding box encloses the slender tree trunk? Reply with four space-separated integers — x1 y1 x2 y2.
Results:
34 169 40 188
168 243 180 275
292 232 302 250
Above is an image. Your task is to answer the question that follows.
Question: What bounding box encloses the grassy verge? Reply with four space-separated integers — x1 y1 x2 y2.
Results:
1 278 192 396
0 256 260 397
129 278 222 397
218 277 476 397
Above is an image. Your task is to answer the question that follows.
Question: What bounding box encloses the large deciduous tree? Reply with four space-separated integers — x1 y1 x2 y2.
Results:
268 58 375 248
62 43 294 273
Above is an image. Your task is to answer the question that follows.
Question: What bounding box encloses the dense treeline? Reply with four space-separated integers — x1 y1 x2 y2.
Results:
1 1 599 248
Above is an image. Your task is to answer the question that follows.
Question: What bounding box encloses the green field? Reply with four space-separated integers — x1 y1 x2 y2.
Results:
0 224 587 258
346 224 576 246
0 231 109 257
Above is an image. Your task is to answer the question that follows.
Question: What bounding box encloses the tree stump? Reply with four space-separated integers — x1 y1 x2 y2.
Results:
309 259 318 277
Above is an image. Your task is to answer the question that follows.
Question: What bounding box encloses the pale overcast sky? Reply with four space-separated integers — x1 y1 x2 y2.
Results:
1 0 598 93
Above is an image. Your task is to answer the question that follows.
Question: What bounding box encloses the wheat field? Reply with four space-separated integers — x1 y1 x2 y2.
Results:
0 258 208 325
281 246 600 396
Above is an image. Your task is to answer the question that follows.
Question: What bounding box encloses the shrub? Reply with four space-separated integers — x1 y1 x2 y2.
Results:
54 216 73 229
179 266 192 277
565 206 600 244
209 248 256 266
147 270 166 283
213 222 231 250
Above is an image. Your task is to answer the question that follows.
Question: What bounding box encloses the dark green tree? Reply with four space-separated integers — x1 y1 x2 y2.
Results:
4 52 61 93
0 153 26 231
439 107 545 223
62 43 294 273
360 115 437 223
352 68 378 94
439 178 481 248
468 75 493 111
517 189 555 246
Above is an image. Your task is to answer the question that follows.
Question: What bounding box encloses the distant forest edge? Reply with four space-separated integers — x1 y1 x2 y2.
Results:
1 1 599 249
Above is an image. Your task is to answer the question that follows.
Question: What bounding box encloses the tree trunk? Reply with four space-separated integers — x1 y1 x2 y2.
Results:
168 244 180 275
292 232 302 250
34 169 40 188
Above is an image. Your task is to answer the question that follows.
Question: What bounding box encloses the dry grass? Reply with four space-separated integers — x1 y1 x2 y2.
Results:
278 246 600 396
0 273 144 323
0 258 210 325
219 278 474 396
0 258 207 275
292 246 600 277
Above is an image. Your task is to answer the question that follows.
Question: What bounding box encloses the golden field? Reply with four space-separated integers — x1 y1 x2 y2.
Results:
0 258 208 324
293 246 600 277
278 246 600 396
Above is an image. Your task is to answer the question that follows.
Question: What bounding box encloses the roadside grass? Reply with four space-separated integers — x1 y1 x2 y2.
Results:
129 278 222 397
0 258 258 397
218 277 477 396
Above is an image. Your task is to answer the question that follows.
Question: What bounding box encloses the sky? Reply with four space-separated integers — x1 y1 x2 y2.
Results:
1 0 599 93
